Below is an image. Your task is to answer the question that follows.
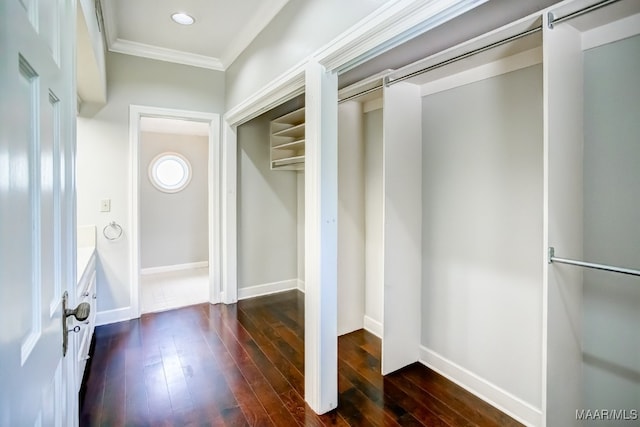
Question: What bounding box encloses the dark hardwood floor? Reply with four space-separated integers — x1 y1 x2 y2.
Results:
80 290 523 426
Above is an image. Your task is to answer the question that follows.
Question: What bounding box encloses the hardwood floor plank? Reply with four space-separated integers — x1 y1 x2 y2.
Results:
234 304 350 427
221 405 249 426
338 372 402 427
124 348 150 425
202 306 274 426
244 305 305 374
341 335 468 427
81 291 524 427
216 308 301 426
385 373 473 427
236 304 306 397
144 361 173 422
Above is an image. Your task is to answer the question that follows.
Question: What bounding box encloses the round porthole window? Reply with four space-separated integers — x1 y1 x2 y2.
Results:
148 152 192 193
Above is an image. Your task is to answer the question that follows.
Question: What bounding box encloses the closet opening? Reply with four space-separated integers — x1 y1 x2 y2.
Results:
236 94 306 301
234 78 386 362
335 8 547 423
407 20 544 411
129 106 220 316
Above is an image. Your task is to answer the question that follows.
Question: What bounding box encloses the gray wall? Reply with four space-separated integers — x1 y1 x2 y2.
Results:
139 131 208 269
237 115 298 288
225 0 383 109
77 52 225 312
421 65 543 407
583 34 640 416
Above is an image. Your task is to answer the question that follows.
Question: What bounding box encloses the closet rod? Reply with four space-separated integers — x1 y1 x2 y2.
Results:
387 25 542 86
338 85 382 104
548 247 640 277
548 0 621 28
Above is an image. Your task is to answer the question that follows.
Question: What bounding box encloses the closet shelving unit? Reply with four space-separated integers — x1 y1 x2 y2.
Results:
270 107 305 170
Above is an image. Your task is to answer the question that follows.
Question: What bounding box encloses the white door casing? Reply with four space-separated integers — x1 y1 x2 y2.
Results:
0 1 78 426
129 105 221 317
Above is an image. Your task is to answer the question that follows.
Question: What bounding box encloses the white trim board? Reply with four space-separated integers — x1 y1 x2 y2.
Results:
140 261 208 276
363 97 383 113
237 279 299 300
109 38 224 71
220 121 238 304
224 61 307 127
581 12 640 51
419 346 542 427
315 0 489 73
420 47 542 97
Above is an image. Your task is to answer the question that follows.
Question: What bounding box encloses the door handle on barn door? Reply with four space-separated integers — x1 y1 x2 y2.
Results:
62 291 91 357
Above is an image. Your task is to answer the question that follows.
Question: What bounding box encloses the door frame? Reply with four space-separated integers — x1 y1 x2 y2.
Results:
129 105 221 316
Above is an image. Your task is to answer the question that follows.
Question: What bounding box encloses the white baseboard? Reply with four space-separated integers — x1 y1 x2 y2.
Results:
96 307 136 326
238 279 299 300
419 346 542 427
297 279 305 293
363 315 383 338
140 261 208 275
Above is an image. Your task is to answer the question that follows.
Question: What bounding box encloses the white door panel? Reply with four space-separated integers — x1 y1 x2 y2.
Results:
1 0 77 426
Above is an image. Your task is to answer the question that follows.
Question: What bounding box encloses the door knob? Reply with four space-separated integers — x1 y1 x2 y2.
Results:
65 302 91 322
62 291 91 357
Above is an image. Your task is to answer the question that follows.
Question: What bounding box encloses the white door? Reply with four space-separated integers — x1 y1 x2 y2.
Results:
0 1 78 426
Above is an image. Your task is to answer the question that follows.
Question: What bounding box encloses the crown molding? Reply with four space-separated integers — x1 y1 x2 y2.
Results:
100 0 290 71
99 0 119 48
224 60 306 126
109 38 225 71
314 0 489 73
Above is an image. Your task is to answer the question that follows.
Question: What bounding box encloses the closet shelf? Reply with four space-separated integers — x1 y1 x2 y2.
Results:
273 139 305 150
271 155 305 170
273 123 305 138
270 107 305 171
272 155 305 166
273 107 305 125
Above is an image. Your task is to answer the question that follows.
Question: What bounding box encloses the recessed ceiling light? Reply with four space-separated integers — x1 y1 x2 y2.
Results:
171 12 195 25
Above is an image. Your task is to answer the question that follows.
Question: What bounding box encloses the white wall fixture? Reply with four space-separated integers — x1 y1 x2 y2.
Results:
148 152 192 193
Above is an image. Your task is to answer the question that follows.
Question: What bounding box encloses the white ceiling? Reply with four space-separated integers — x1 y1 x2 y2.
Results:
101 0 291 71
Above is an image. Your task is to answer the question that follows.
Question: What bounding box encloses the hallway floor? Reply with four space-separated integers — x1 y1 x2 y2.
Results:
80 290 523 426
140 267 209 313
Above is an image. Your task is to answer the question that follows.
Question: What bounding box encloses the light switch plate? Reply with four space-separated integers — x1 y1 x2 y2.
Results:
100 199 111 212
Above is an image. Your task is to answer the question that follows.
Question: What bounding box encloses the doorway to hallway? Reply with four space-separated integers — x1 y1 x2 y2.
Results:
130 106 221 316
